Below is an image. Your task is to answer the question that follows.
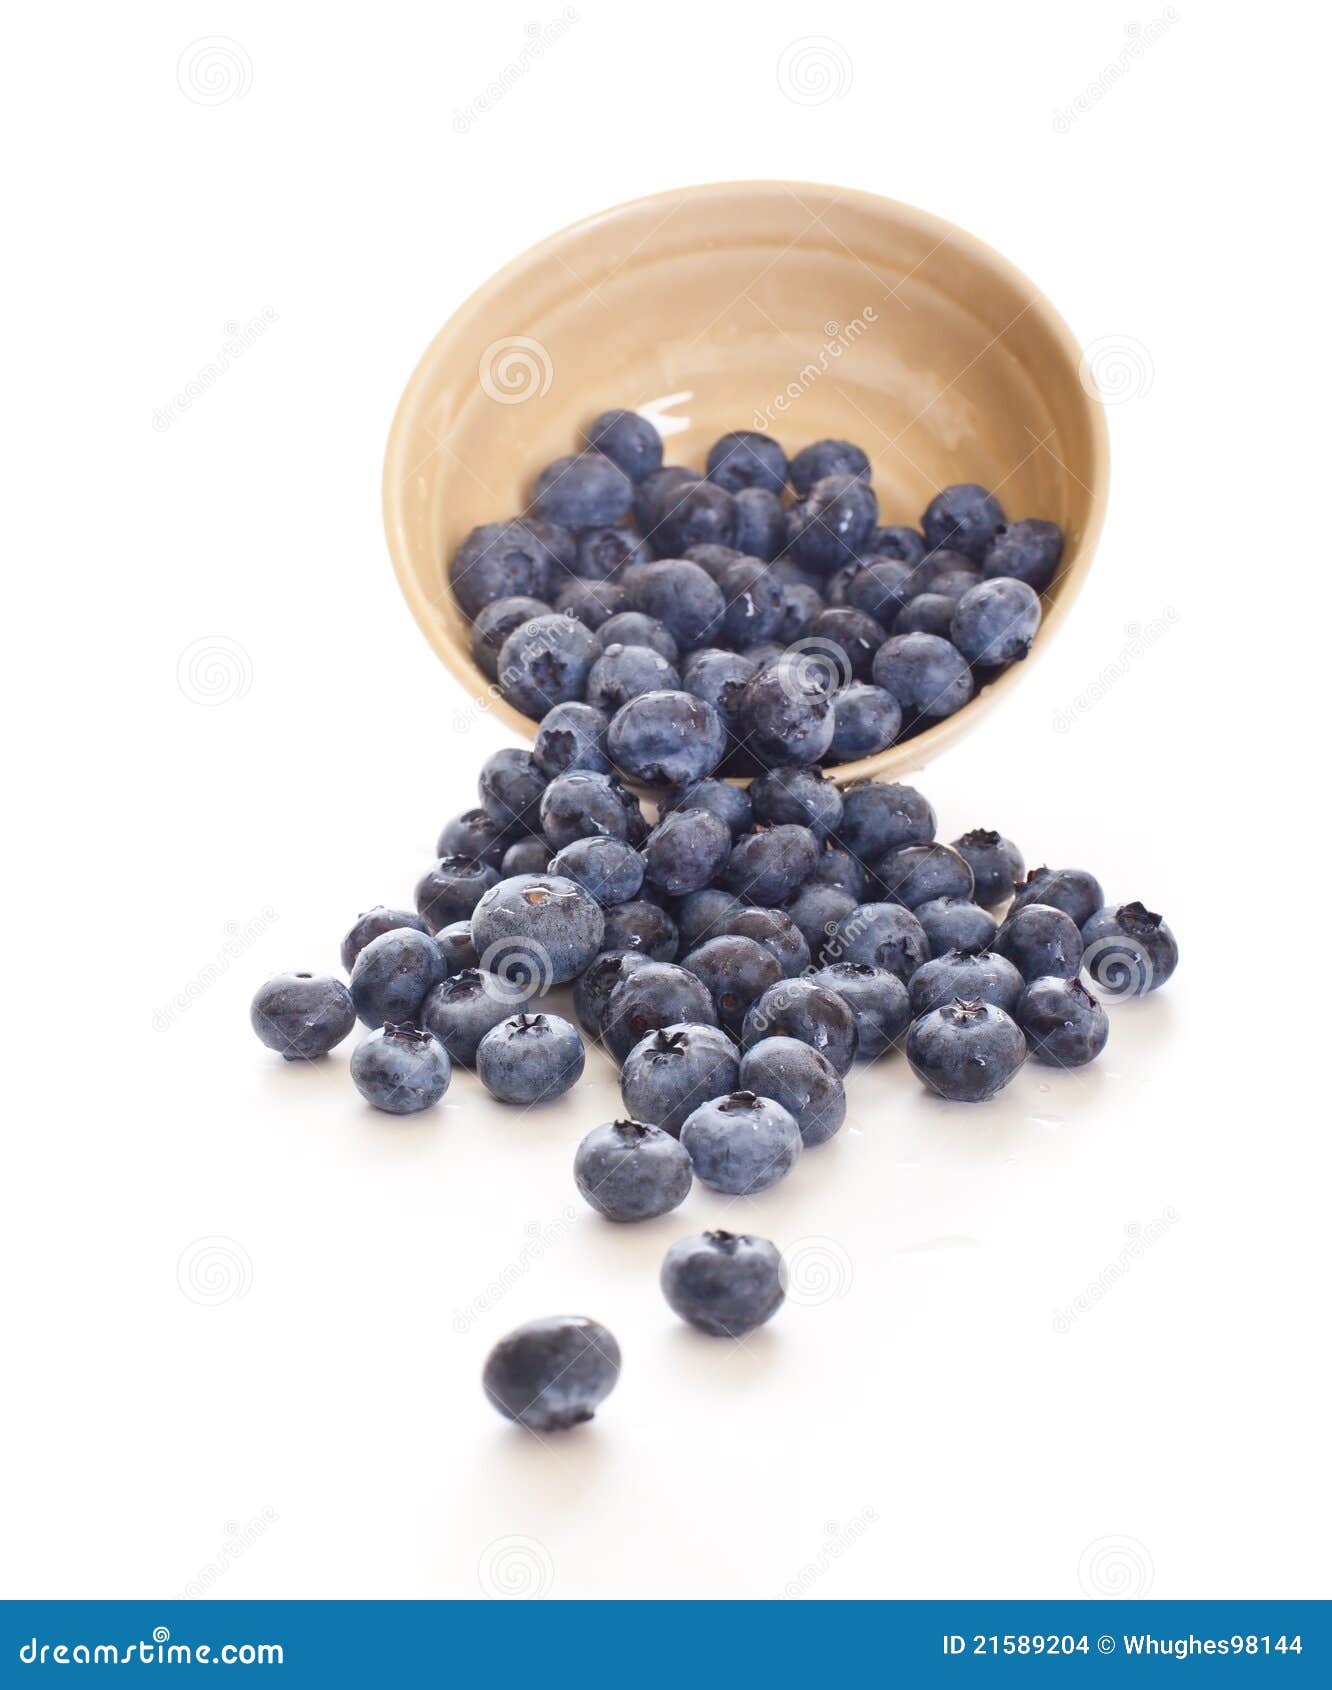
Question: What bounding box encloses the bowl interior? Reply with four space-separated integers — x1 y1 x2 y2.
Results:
383 181 1107 782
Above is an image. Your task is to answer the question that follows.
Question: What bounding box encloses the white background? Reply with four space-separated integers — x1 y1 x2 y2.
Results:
3 0 1329 1603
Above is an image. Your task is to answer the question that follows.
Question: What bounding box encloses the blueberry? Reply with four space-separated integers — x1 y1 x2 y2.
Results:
476 1011 585 1104
751 765 844 839
531 452 633 531
706 430 788 495
742 978 858 1075
680 1090 803 1195
572 523 650 581
574 1119 693 1221
717 906 812 977
350 928 447 1028
650 480 736 556
620 1022 741 1135
435 921 479 975
732 487 787 560
497 613 598 718
340 906 431 973
789 438 871 497
634 465 700 532
661 1230 785 1336
251 971 355 1061
573 949 653 1039
642 808 732 896
984 518 1064 592
522 517 578 574
921 483 1006 563
871 632 975 725
673 887 748 952
737 641 786 672
829 681 902 760
420 968 524 1066
845 558 915 624
607 689 727 790
584 408 664 483
738 1036 846 1147
906 999 1026 1102
807 843 867 899
1080 902 1179 996
922 556 983 601
500 837 551 877
788 475 879 573
894 593 957 638
724 824 820 907
450 520 555 619
914 897 998 957
604 961 718 1063
822 560 860 605
810 962 910 1058
876 842 976 909
834 780 936 861
784 884 857 957
586 643 681 711
554 578 628 629
482 1315 620 1431
863 524 927 565
414 855 500 930
994 904 1084 982
681 934 783 1036
719 559 786 645
821 902 929 984
667 777 753 841
478 748 547 833
350 1022 452 1114
601 899 679 962
740 662 836 767
532 702 612 778
471 595 552 680
951 577 1042 666
539 769 647 851
683 543 743 581
951 829 1025 908
470 873 605 986
1011 867 1105 929
548 836 645 907
436 808 511 869
621 559 726 650
681 648 758 738
1016 977 1110 1067
593 612 679 664
776 580 825 644
908 949 1026 1018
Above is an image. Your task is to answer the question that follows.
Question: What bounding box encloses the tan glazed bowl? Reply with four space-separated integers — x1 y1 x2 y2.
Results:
383 181 1109 784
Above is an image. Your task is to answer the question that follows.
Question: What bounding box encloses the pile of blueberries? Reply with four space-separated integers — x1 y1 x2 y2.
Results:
455 410 1066 768
248 413 1179 1433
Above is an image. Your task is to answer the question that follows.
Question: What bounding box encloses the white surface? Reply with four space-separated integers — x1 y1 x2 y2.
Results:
3 0 1329 1603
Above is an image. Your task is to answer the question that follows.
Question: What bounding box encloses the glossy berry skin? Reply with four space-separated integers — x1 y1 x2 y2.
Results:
497 613 598 718
471 595 551 680
251 972 355 1061
414 856 500 932
822 902 929 984
573 522 650 581
553 577 628 629
585 643 680 712
951 829 1025 908
739 1037 846 1147
604 961 718 1063
350 1023 452 1114
845 558 915 624
681 935 783 1037
607 690 728 790
835 781 936 860
921 483 1006 563
681 648 759 738
810 962 910 1058
435 808 511 870
668 778 753 841
680 1092 803 1196
876 842 976 909
478 748 547 832
470 874 605 986
788 475 878 573
651 480 737 557
740 662 836 768
1016 977 1110 1068
482 1315 620 1432
984 518 1064 592
807 844 866 899
872 632 975 724
450 520 555 620
894 593 957 639
1011 867 1105 929
789 438 871 496
829 682 902 760
716 907 811 978
732 487 787 560
349 929 447 1029
951 577 1042 666
530 451 633 530
724 825 820 906
706 429 788 495
574 1119 693 1221
784 885 857 958
547 836 644 907
435 921 479 976
750 766 843 839
681 542 741 580
600 899 679 962
922 557 982 601
573 950 652 1038
340 906 431 973
776 581 824 644
476 1011 585 1104
915 897 998 958
661 1231 786 1337
907 999 1026 1102
420 969 523 1066
719 559 786 645
673 888 748 953
808 606 886 682
864 524 928 566
1080 902 1179 996
642 809 732 896
620 1023 741 1137
742 978 858 1075
500 838 551 878
539 770 647 852
584 408 663 483
908 950 1026 1019
994 903 1084 982
532 701 612 779
593 612 679 664
635 465 700 532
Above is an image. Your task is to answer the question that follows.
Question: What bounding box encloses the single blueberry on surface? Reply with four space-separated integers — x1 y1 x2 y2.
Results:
741 978 859 1075
585 642 681 712
607 689 728 790
496 612 598 718
548 835 645 907
994 903 1084 982
783 883 857 958
789 438 871 496
809 962 910 1058
871 632 975 725
921 483 1006 562
661 1231 786 1337
620 1022 741 1137
821 901 929 984
530 452 633 531
906 999 1027 1103
983 518 1064 592
724 824 821 907
914 896 998 958
1080 902 1179 996
1016 976 1110 1068
603 961 718 1063
706 429 788 495
584 408 663 483
340 906 431 973
951 576 1042 666
951 828 1025 908
787 474 878 573
414 855 500 931
835 781 936 860
829 682 902 760
681 934 783 1036
251 972 355 1061
908 949 1026 1018
739 1036 846 1147
539 769 647 852
470 873 605 986
350 928 447 1028
482 1315 621 1431
350 1023 452 1115
875 842 976 909
680 1091 803 1196
574 1119 693 1221
642 808 732 896
476 1011 586 1104
600 899 680 962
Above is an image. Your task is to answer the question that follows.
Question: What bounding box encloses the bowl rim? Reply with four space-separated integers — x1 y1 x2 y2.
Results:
382 178 1110 786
